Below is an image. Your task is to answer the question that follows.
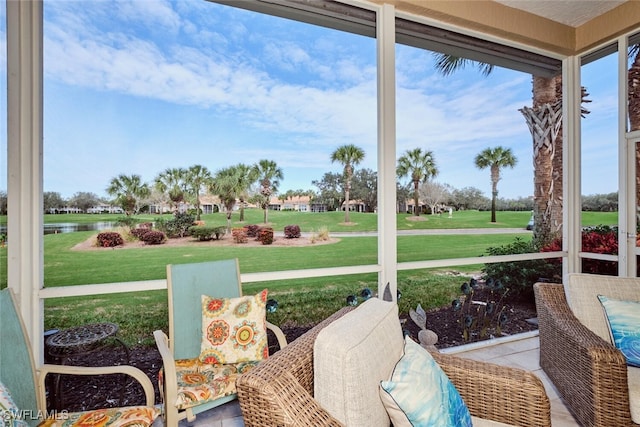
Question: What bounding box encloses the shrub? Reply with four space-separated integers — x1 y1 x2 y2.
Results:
542 225 623 276
284 225 301 239
130 228 151 240
258 227 274 245
189 226 214 241
482 237 560 298
244 224 260 238
154 212 195 238
140 230 167 245
96 232 124 248
213 226 226 240
232 228 248 243
189 226 226 241
310 226 330 243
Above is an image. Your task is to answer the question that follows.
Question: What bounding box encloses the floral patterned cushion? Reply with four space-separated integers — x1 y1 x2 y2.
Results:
199 290 268 364
0 381 28 427
159 357 259 410
39 406 159 427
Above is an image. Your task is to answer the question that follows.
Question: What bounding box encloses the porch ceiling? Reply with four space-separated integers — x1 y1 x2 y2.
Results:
494 0 627 27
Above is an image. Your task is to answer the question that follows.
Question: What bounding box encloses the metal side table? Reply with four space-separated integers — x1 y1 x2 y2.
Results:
46 322 130 410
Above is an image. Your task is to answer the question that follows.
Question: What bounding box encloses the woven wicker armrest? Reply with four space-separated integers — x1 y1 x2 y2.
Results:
238 361 343 427
237 307 354 427
533 282 634 427
430 351 551 427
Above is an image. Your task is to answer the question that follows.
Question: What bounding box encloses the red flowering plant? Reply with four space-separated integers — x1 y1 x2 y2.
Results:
542 225 636 276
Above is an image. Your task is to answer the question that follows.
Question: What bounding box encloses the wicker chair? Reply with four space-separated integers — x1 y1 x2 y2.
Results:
534 275 640 427
237 305 551 427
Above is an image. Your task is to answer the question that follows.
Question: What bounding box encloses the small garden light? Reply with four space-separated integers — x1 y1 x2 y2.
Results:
266 299 278 313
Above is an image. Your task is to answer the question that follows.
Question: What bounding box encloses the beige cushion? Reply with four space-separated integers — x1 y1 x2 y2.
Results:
629 366 640 424
471 416 515 427
314 298 404 427
566 273 640 342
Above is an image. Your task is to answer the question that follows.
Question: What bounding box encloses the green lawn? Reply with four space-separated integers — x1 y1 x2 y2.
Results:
41 230 528 287
0 208 618 232
0 209 620 346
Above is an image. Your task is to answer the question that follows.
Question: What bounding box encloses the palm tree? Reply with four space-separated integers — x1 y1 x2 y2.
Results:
154 167 187 213
251 159 283 224
433 53 565 246
474 147 518 223
231 163 256 222
397 148 438 216
210 165 251 232
106 174 150 216
331 144 365 223
185 165 212 221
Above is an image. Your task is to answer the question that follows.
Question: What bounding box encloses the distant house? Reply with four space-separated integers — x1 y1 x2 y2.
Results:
50 206 83 214
199 195 223 214
269 195 311 212
87 204 124 214
148 195 224 215
339 199 366 213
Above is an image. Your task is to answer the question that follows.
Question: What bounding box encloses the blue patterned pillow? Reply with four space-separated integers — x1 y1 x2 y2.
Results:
598 295 640 368
379 337 472 427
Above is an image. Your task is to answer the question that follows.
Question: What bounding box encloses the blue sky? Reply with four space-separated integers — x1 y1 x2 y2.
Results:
0 0 620 201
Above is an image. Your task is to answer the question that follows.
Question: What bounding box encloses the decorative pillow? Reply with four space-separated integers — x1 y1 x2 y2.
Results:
380 337 473 427
199 290 268 364
598 295 640 368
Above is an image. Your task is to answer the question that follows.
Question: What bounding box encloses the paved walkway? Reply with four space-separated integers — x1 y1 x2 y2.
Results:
307 227 531 238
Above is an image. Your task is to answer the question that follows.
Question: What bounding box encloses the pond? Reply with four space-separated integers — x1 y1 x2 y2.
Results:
42 222 118 235
0 222 120 236
0 222 117 237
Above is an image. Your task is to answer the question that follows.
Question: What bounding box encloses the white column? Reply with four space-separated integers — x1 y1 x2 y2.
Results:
376 3 397 300
7 0 45 364
562 56 581 280
619 35 637 277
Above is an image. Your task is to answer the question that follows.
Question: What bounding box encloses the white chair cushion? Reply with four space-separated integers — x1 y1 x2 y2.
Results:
471 416 515 427
628 366 640 424
314 298 404 427
566 274 640 342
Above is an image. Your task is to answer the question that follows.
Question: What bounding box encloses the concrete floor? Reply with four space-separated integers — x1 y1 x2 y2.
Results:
443 331 579 426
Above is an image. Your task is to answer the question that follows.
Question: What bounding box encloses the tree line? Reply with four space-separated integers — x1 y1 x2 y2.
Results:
4 138 616 221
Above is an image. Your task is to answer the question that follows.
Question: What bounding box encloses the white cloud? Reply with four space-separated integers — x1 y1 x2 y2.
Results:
32 0 616 199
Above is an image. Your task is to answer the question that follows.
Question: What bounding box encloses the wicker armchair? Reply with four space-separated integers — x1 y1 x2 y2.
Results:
237 306 551 427
534 278 639 427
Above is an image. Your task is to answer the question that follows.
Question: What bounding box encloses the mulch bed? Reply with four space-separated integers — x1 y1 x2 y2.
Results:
48 291 538 413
